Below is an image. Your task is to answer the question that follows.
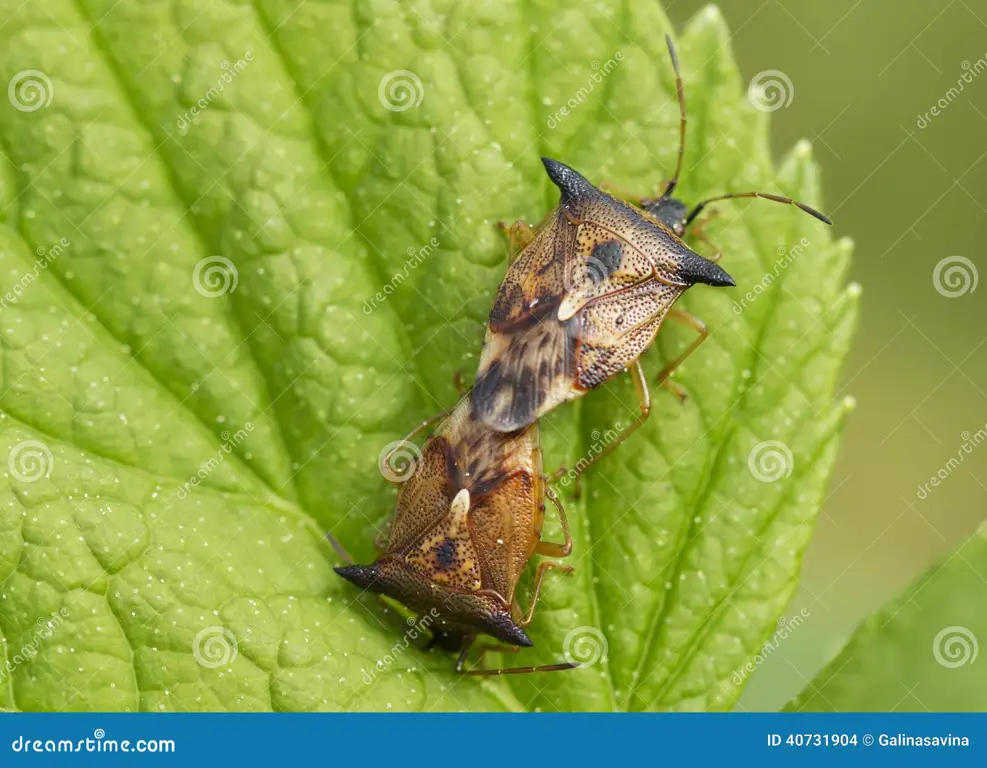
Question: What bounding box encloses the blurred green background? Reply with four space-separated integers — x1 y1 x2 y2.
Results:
665 0 987 710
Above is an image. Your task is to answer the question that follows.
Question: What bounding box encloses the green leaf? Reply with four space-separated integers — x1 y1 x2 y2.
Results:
787 521 987 712
0 0 856 711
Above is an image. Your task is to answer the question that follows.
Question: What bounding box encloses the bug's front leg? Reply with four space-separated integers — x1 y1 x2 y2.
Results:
495 220 536 263
687 210 723 262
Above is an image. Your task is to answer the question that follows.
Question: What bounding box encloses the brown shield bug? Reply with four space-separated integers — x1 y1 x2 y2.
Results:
473 35 831 468
332 391 576 676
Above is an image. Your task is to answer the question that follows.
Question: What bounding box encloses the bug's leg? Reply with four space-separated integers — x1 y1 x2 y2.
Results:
599 182 645 206
687 210 722 262
460 620 576 677
495 220 536 263
656 307 709 400
453 370 466 396
534 487 573 559
518 560 575 627
454 635 478 673
547 464 582 500
546 464 568 482
566 359 653 476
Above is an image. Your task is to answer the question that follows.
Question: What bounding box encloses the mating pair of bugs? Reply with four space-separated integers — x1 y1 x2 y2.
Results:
333 36 830 677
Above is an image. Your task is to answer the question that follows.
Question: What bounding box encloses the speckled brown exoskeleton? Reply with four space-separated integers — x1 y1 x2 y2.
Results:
332 391 576 676
473 35 831 468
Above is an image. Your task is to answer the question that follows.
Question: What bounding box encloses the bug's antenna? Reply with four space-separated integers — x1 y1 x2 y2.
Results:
683 192 833 228
465 662 578 677
660 33 687 201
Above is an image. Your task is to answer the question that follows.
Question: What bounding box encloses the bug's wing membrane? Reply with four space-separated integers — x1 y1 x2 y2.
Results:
473 317 576 432
487 212 572 330
476 213 581 432
572 279 681 390
557 222 658 321
386 435 455 553
468 471 541 601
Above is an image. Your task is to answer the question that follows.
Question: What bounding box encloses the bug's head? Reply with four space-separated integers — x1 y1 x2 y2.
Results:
641 196 688 238
542 158 733 322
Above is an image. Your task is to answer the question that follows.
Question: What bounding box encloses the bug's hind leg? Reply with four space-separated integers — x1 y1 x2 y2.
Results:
518 560 574 627
656 307 709 401
560 359 653 477
496 220 536 263
534 487 573 559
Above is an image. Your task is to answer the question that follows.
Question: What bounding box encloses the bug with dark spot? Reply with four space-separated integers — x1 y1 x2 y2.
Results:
475 35 830 468
332 390 577 676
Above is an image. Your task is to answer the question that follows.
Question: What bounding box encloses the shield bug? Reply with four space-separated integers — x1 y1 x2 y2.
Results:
473 35 830 467
333 391 576 676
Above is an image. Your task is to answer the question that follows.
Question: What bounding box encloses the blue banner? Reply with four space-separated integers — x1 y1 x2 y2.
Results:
0 713 982 766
